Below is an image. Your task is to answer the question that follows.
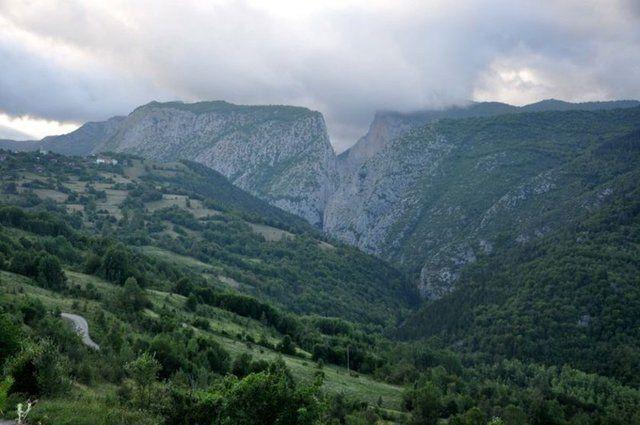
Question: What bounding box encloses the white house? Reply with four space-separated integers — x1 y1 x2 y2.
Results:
95 157 118 165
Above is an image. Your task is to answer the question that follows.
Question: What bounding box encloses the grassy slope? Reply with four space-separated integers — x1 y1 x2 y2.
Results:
0 269 404 411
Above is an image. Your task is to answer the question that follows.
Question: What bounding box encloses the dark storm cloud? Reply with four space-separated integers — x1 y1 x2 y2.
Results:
0 0 639 151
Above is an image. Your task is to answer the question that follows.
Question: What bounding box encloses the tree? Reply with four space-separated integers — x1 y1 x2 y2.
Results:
36 254 66 290
149 334 183 379
0 314 20 364
276 335 295 355
232 353 253 378
3 182 17 194
83 253 102 274
216 367 322 425
185 293 198 312
5 339 70 397
408 382 442 425
102 244 131 284
203 340 230 375
10 251 38 277
125 352 162 410
119 277 150 313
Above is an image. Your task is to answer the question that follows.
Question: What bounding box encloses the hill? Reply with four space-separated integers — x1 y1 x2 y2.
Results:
336 99 640 172
40 101 337 227
2 139 640 423
397 137 640 383
0 151 415 324
326 106 640 299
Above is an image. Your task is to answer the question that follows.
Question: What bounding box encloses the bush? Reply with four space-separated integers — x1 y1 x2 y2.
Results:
0 376 14 416
202 340 230 375
0 314 21 365
123 352 166 411
19 297 46 325
118 277 151 313
5 339 70 397
276 335 296 355
232 353 253 378
214 366 323 425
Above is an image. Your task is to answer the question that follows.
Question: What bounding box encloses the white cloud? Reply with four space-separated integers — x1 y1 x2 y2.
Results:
0 113 79 140
0 0 638 150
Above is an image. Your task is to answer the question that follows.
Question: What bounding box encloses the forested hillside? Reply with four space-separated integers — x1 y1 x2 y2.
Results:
1 151 640 424
0 151 415 324
35 100 339 226
326 106 640 300
398 129 640 385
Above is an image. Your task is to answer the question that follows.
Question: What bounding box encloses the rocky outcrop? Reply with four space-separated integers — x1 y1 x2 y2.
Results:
43 101 337 226
326 105 640 298
336 102 520 176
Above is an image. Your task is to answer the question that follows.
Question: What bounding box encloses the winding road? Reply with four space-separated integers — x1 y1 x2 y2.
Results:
60 312 100 350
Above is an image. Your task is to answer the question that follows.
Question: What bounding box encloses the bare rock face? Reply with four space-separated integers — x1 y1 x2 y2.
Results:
337 111 426 176
44 101 337 226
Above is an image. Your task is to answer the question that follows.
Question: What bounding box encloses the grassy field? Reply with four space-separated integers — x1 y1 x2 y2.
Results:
248 223 293 242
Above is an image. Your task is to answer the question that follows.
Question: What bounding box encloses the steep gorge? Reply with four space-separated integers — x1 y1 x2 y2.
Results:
8 99 640 299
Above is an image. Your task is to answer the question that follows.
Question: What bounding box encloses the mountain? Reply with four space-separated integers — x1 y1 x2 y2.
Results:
0 138 38 151
4 99 639 294
337 99 640 173
40 116 125 156
397 131 640 382
39 101 337 226
6 98 638 232
337 102 518 174
325 106 640 299
0 149 417 422
520 98 640 112
0 124 33 141
3 111 640 424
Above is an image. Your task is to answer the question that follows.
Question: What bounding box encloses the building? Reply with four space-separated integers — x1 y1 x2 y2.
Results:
95 157 119 165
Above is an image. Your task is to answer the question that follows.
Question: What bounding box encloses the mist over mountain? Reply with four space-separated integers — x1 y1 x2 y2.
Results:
3 1 640 423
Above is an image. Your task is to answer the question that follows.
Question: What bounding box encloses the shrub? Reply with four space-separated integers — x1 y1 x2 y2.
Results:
0 314 21 365
276 335 296 355
214 366 323 425
5 339 70 397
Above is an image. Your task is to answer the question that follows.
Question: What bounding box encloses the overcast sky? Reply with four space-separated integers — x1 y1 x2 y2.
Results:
1 0 639 151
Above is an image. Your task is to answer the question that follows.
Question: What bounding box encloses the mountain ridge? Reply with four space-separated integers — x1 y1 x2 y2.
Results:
2 98 640 299
35 100 338 226
326 106 640 298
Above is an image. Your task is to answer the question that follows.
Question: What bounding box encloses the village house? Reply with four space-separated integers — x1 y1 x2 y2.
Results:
95 156 119 165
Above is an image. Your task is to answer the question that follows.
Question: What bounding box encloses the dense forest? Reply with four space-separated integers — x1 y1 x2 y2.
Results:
397 128 640 384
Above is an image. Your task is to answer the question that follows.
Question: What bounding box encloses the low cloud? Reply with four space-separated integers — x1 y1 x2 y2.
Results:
0 0 638 150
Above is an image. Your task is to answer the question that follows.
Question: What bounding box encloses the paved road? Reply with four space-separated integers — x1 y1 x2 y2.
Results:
60 313 100 350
